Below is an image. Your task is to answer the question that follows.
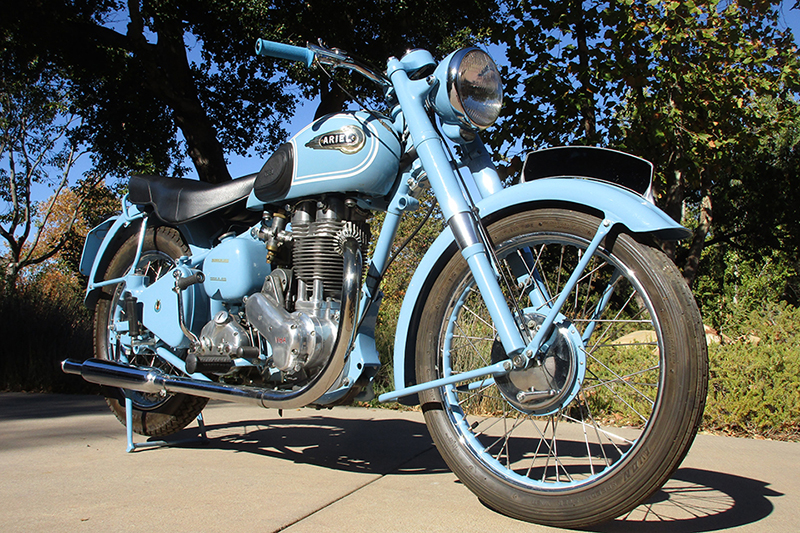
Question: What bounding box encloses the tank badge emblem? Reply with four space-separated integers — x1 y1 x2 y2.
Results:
305 125 366 154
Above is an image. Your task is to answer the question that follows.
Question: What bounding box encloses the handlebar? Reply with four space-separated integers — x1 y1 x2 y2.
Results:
255 39 315 67
255 38 391 88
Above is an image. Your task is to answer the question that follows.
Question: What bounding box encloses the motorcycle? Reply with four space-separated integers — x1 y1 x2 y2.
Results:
62 39 708 528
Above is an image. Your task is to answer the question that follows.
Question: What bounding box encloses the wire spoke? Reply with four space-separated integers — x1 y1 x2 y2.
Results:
584 350 658 409
432 220 682 495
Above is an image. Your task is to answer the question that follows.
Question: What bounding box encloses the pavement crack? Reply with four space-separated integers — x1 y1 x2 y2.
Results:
274 444 438 532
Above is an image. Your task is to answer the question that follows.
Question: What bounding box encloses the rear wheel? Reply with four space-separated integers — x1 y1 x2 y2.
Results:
415 209 708 527
93 226 208 438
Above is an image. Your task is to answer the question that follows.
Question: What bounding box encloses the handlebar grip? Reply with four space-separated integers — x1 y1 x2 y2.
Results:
255 39 315 67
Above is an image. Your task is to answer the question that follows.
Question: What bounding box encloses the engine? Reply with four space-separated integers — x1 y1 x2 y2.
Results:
290 197 370 302
185 195 368 383
246 195 368 378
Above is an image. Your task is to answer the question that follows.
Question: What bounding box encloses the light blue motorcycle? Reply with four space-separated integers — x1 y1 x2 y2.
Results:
63 39 708 528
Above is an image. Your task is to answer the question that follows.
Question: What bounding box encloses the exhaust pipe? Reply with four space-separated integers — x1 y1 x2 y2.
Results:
62 357 293 408
63 238 362 410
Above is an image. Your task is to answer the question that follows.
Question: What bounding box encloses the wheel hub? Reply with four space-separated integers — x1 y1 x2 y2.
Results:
492 313 584 415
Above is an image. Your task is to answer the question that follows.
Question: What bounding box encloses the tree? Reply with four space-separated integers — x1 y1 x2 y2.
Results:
616 1 799 284
0 64 106 290
493 0 633 151
693 95 800 313
3 0 498 184
493 1 800 287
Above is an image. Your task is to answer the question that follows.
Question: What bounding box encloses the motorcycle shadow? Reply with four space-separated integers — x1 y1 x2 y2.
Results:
163 407 780 532
590 467 782 533
168 410 450 476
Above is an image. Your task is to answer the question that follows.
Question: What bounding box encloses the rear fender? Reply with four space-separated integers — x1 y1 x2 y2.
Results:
81 206 148 309
390 177 688 401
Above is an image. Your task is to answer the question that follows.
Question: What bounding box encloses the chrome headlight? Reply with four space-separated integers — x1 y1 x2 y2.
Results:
431 48 503 131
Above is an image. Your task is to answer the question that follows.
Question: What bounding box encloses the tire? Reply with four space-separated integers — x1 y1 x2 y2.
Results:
415 208 708 528
93 226 208 438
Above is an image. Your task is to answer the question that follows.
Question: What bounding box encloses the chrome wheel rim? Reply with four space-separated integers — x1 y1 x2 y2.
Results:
438 231 665 491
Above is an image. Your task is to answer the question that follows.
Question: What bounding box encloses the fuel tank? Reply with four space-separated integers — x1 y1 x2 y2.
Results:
249 111 402 207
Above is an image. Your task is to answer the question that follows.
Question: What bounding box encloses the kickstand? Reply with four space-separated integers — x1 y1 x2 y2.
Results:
124 396 208 453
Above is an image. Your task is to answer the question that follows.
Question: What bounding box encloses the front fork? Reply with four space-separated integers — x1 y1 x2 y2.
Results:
378 214 615 402
379 61 616 402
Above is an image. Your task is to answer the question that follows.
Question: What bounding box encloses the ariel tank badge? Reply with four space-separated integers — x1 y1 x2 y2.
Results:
305 125 366 154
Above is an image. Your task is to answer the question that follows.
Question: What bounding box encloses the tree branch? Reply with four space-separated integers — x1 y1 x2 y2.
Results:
20 134 79 266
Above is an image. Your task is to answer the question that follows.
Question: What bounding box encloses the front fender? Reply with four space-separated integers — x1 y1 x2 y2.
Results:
390 177 687 398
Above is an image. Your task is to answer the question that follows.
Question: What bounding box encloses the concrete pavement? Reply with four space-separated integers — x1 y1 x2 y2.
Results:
1 392 798 532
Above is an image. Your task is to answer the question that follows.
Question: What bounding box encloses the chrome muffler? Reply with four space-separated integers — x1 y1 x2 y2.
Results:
61 357 292 408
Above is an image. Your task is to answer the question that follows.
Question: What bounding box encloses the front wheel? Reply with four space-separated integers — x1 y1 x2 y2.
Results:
415 208 708 528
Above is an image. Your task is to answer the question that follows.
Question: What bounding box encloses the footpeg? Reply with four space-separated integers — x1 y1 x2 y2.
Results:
185 354 233 374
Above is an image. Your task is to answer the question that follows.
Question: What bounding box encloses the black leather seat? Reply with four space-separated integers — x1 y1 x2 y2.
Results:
129 174 258 224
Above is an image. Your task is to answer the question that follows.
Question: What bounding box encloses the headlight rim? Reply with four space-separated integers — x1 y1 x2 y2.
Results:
445 47 503 131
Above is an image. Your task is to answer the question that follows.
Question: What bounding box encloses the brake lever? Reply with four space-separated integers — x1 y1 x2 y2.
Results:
308 41 390 88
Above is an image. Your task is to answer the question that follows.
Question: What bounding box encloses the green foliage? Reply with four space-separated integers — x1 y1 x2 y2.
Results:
2 0 498 183
695 248 799 332
496 0 652 149
612 2 799 283
694 250 800 440
704 302 800 440
702 96 800 267
371 192 444 396
492 0 800 287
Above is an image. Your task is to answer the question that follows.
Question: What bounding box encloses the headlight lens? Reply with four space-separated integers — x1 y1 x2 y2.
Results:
446 48 503 130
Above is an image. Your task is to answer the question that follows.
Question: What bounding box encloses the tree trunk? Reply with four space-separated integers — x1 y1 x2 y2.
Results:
682 189 712 288
136 10 231 184
660 167 684 260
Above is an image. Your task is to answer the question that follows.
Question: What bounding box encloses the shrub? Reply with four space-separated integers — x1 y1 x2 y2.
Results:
703 303 800 440
0 267 94 393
